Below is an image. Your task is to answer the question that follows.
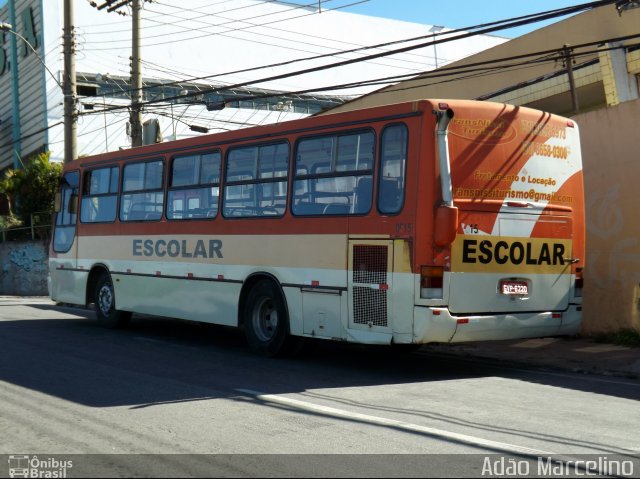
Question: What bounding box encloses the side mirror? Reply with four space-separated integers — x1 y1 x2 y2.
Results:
54 192 62 213
68 193 78 215
434 205 458 247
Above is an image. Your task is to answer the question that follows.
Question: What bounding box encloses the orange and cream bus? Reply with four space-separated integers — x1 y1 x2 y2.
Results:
49 99 584 356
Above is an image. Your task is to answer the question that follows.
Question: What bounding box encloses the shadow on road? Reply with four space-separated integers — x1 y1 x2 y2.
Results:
0 303 637 410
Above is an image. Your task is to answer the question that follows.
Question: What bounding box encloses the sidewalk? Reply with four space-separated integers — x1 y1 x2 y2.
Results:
424 336 640 379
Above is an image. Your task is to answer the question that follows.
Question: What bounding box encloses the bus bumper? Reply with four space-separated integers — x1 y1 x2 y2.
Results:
413 305 582 343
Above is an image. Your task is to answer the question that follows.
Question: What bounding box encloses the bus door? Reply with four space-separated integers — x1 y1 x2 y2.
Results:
50 171 80 302
347 239 394 332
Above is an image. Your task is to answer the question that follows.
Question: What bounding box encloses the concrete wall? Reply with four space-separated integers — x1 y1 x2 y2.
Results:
575 99 640 333
0 240 49 295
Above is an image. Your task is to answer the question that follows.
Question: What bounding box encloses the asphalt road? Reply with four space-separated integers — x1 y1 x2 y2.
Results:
1 297 639 477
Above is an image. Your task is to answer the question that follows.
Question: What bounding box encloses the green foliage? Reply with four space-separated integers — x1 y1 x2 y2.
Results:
0 151 62 225
595 329 640 347
0 214 22 230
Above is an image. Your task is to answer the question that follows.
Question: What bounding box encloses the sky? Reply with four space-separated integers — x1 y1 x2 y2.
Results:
313 0 585 38
0 0 589 38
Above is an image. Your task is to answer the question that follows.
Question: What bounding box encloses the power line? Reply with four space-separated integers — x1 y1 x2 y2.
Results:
82 0 352 46
77 1 622 117
77 34 640 126
76 0 619 103
82 0 441 71
140 5 430 73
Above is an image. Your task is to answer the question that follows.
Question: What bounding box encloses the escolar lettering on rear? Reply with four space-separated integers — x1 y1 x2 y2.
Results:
462 238 565 265
451 235 571 274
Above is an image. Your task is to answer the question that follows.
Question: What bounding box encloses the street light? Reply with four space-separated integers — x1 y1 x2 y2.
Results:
615 0 640 14
0 22 63 89
429 25 445 69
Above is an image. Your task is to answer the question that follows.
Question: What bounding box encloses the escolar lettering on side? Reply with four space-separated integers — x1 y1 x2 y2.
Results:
132 239 223 259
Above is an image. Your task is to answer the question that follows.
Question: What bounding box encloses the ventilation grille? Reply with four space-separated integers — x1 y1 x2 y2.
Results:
353 286 388 327
353 245 387 284
352 245 388 327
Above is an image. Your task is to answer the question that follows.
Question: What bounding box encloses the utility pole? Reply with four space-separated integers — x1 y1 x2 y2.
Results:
63 0 77 163
130 0 143 147
562 44 580 116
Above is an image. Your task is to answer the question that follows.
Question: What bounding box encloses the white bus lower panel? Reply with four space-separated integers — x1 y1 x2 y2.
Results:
112 273 240 326
414 305 582 343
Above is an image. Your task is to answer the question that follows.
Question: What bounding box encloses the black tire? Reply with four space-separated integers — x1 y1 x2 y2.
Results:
94 271 132 328
243 280 300 357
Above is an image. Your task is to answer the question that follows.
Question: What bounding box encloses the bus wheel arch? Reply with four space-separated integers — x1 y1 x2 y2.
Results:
86 264 110 306
92 268 132 329
239 274 300 357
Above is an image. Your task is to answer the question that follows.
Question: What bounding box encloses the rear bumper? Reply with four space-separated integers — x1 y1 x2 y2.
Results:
414 304 582 343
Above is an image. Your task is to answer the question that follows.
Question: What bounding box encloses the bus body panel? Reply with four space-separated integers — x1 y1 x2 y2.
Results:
448 213 572 314
49 99 585 351
441 100 583 319
49 243 85 305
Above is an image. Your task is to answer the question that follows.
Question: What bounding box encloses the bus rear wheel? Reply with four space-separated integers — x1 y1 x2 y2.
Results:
243 280 300 357
94 271 131 328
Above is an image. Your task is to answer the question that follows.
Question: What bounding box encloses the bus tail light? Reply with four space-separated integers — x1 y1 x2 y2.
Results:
574 268 583 297
421 265 444 299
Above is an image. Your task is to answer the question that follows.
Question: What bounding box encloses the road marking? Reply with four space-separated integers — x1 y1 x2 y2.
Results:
420 351 640 388
574 345 631 353
510 338 561 348
235 388 553 456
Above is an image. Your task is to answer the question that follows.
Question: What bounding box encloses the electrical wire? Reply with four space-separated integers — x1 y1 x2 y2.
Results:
78 5 627 117
5 0 627 149
140 1 432 72
81 0 348 45
76 0 619 103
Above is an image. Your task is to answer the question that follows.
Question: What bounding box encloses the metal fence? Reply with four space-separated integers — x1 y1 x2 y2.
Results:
0 212 52 242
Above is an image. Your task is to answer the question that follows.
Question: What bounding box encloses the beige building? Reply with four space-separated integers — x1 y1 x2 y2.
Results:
322 4 640 334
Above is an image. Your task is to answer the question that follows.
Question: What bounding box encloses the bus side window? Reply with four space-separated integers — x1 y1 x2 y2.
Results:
120 160 164 222
292 130 374 216
80 166 119 223
222 142 289 218
378 124 408 215
167 151 221 220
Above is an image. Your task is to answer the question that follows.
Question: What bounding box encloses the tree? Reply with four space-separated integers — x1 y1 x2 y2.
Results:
0 152 62 235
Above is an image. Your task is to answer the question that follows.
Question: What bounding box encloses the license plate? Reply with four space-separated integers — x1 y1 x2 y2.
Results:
500 280 528 295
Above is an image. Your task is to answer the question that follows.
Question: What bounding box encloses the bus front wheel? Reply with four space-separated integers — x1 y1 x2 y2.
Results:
243 280 300 357
94 272 131 328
